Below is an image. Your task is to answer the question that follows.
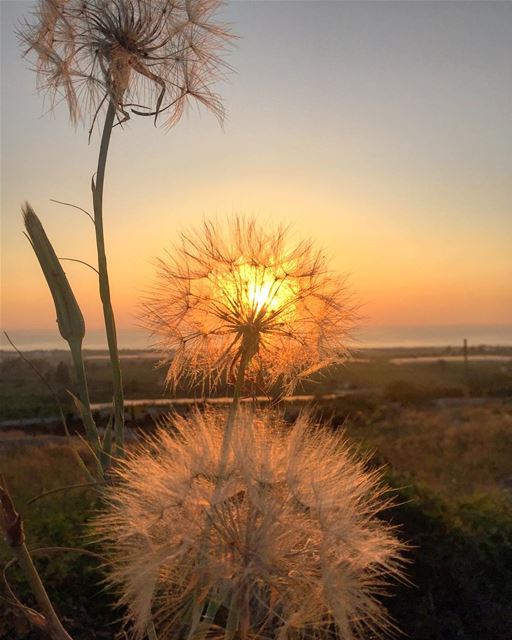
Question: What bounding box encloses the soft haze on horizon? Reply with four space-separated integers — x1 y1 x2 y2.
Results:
1 1 511 343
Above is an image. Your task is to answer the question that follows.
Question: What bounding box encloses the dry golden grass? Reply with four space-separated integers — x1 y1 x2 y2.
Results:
359 403 512 497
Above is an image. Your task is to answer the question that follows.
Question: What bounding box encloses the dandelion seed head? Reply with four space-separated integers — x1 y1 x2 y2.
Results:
18 0 233 127
93 409 405 639
142 217 357 395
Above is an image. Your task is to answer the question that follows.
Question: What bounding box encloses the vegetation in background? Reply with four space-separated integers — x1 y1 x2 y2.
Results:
1 348 510 421
2 408 511 640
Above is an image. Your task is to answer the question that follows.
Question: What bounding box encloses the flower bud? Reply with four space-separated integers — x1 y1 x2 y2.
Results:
23 203 85 345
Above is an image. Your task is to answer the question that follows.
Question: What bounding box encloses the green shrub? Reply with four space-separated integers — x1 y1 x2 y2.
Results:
384 476 512 640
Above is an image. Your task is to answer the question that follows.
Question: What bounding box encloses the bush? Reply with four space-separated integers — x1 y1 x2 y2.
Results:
384 477 512 640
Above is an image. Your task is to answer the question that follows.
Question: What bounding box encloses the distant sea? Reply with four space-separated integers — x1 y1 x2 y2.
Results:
1 325 511 351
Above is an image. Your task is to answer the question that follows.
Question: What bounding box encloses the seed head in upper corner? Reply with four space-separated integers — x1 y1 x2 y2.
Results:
18 0 234 129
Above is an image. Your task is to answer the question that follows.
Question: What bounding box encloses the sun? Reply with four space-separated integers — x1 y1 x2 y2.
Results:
213 260 298 323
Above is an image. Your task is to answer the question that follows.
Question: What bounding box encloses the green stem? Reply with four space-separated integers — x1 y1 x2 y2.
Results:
92 100 125 454
216 344 251 482
197 337 254 638
146 620 158 640
69 339 99 449
201 338 255 638
13 544 74 640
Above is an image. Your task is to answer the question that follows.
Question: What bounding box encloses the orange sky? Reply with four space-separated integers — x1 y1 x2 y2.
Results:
1 1 511 342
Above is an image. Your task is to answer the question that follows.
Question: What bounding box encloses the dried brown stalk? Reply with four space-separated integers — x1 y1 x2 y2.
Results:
0 477 74 640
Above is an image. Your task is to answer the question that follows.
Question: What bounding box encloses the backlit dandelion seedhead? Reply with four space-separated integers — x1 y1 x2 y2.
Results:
93 409 405 639
143 217 356 394
19 0 232 127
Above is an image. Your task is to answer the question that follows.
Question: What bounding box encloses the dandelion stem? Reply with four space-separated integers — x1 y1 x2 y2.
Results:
196 337 253 638
146 620 158 640
92 100 125 455
0 480 74 640
11 545 74 640
217 341 252 482
68 339 100 451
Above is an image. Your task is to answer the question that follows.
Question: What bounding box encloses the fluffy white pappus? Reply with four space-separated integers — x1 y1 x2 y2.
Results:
93 409 406 639
18 0 233 128
142 217 357 396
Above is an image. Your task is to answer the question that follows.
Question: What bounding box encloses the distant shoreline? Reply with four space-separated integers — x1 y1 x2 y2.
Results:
1 344 512 361
2 324 511 353
0 323 512 353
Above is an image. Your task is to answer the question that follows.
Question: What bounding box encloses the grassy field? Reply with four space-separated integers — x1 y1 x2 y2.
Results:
1 401 512 639
0 443 110 639
348 403 512 498
1 349 511 639
1 346 511 421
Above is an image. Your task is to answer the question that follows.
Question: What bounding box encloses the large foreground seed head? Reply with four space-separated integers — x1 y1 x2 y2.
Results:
93 410 406 639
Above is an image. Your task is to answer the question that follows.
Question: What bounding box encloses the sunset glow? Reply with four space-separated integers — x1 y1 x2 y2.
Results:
1 2 511 637
213 261 298 323
1 1 511 346
143 218 353 392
